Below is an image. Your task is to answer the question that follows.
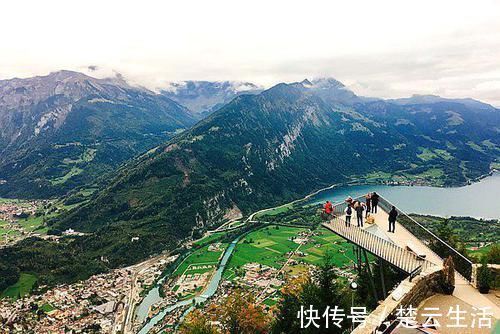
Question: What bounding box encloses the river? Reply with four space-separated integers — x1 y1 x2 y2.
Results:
137 236 241 334
308 172 500 219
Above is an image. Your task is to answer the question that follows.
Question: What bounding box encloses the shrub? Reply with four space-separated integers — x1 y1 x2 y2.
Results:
477 259 492 294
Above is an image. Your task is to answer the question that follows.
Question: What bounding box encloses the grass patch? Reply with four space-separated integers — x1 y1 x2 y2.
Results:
466 141 485 153
223 225 357 280
40 303 55 313
172 244 226 277
467 243 498 259
224 226 305 279
50 166 84 185
192 232 227 247
481 140 497 150
1 273 37 300
364 171 393 180
296 228 356 267
417 148 438 161
255 203 294 219
433 149 453 161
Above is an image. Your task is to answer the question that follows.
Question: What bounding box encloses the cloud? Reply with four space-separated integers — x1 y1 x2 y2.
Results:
1 0 499 106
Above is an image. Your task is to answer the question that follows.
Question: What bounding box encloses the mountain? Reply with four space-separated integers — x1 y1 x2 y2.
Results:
296 78 380 106
389 94 497 111
2 79 499 290
0 70 196 198
160 80 261 117
53 82 499 263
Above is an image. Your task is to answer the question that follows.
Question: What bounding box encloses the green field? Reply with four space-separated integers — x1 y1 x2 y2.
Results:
225 226 306 274
467 243 498 259
0 220 21 237
172 243 227 276
17 215 48 234
192 231 227 247
222 225 357 281
296 229 356 267
255 203 295 219
364 171 393 180
50 166 84 185
40 303 55 313
417 148 438 161
1 273 37 300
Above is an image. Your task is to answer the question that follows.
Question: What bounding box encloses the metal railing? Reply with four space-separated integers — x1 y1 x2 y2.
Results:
323 215 433 274
375 197 472 281
327 194 473 281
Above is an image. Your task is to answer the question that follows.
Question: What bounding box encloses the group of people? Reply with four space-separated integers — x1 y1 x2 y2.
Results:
323 191 398 232
343 192 380 227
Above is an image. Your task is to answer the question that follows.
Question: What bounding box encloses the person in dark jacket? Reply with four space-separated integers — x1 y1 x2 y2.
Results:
388 206 398 232
365 193 371 218
355 201 365 227
371 192 379 213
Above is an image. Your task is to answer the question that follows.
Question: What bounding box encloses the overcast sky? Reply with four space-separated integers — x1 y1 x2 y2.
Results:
2 0 500 106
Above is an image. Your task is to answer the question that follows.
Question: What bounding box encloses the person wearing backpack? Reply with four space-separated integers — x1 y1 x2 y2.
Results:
344 204 353 226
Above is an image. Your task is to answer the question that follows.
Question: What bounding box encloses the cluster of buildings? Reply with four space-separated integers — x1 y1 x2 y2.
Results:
0 201 40 223
238 263 283 290
0 269 133 333
173 271 211 298
0 199 52 247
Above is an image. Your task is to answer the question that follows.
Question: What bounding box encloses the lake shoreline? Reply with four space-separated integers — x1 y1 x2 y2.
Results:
305 172 500 220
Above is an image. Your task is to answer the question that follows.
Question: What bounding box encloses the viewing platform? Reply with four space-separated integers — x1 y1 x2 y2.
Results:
322 194 500 331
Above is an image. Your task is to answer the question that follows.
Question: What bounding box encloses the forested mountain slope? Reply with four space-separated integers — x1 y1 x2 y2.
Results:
1 80 498 290
0 71 196 198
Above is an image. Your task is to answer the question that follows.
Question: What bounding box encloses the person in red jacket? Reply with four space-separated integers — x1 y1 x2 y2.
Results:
324 201 333 216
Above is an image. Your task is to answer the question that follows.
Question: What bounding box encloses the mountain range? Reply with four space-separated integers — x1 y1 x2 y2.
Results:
0 71 196 198
52 79 499 265
0 71 499 288
160 80 261 117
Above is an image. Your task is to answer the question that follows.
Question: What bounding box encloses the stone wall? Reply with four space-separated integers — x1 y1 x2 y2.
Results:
352 266 445 334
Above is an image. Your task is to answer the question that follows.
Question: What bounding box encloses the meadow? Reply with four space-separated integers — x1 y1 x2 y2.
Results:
297 229 357 267
172 243 227 277
223 225 357 280
192 231 227 248
1 273 37 300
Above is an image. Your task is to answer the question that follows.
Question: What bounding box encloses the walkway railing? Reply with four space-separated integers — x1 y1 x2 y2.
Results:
377 197 473 281
323 216 434 274
329 194 473 281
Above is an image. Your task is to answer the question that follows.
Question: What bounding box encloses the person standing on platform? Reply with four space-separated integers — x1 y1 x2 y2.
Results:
371 192 380 213
388 206 398 233
355 201 365 227
365 193 371 218
344 204 353 226
323 200 333 220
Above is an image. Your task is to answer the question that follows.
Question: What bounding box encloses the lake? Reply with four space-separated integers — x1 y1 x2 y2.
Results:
309 172 500 219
